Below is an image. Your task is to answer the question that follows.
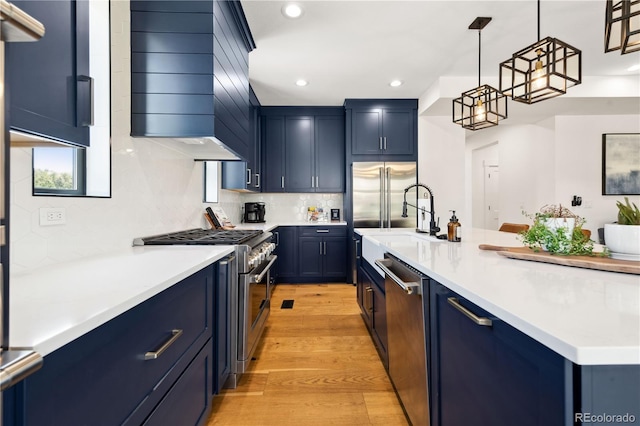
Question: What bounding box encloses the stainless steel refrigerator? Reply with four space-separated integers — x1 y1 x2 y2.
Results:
352 162 417 228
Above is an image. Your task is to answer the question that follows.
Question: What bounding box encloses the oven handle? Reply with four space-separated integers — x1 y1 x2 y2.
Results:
252 255 278 283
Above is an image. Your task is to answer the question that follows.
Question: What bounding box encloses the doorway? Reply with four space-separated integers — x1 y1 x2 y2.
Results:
471 142 499 229
484 165 499 230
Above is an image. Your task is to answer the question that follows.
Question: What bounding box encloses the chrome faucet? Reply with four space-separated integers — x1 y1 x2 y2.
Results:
402 183 440 236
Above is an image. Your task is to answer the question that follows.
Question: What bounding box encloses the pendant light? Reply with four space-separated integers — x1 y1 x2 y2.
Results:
499 0 582 104
452 17 507 131
605 0 640 54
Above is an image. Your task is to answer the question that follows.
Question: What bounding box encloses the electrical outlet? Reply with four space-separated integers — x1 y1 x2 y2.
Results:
39 208 66 226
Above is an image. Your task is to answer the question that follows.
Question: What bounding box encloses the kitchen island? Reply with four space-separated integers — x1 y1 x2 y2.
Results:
357 227 640 425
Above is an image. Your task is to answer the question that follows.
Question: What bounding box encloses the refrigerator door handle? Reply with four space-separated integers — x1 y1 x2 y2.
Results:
379 167 385 228
386 167 392 228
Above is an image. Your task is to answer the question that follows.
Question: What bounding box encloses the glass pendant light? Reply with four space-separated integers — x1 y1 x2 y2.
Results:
605 0 640 54
453 17 507 131
499 0 582 104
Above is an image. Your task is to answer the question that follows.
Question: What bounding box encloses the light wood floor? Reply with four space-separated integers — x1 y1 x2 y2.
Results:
207 284 408 426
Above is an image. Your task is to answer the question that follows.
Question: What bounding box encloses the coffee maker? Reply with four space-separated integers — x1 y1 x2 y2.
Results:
244 202 266 223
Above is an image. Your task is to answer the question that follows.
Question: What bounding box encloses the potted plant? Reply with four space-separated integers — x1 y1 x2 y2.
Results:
519 204 597 256
604 197 640 259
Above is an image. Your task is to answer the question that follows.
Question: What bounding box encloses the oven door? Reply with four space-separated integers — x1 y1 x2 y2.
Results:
237 254 277 372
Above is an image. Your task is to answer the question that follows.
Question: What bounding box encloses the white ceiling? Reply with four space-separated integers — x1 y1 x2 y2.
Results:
241 0 640 120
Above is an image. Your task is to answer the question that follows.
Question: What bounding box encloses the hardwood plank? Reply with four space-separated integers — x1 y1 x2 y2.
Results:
207 284 408 425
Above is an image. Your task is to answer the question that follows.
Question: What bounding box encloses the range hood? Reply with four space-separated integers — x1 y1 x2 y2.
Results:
130 1 255 161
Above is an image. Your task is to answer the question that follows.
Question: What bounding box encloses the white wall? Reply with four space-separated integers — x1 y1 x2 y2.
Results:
418 116 466 227
418 113 640 237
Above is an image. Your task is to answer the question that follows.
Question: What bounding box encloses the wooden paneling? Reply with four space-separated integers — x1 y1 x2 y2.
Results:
208 284 407 425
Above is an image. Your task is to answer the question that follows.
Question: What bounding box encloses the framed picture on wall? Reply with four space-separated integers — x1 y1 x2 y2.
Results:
602 133 640 195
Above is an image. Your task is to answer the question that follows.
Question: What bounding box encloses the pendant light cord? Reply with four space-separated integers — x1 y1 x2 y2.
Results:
537 0 541 41
478 29 481 87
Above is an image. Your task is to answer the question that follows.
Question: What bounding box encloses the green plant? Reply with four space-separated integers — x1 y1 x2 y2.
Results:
616 197 640 225
519 205 606 256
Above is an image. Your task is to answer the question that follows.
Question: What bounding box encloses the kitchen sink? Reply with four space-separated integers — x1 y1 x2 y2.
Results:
362 232 443 276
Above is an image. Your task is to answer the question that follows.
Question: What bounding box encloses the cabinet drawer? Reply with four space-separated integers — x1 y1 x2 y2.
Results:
298 226 347 237
18 266 214 426
143 340 213 426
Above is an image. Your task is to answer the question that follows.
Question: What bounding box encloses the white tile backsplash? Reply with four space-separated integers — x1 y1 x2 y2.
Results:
8 1 344 273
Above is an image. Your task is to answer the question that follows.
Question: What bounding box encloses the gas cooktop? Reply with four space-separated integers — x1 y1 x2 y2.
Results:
133 228 263 246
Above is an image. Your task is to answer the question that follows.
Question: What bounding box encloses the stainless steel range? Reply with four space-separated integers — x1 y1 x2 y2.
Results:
133 228 277 388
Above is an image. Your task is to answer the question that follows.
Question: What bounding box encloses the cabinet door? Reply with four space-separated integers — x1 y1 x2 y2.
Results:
381 109 415 156
351 109 382 155
322 236 347 279
357 265 373 327
298 237 323 278
315 116 345 192
7 0 91 147
273 227 298 281
262 116 286 192
430 282 565 426
215 257 233 394
285 116 314 192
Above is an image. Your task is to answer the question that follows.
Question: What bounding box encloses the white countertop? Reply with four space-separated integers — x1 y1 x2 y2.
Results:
10 245 234 357
356 227 640 366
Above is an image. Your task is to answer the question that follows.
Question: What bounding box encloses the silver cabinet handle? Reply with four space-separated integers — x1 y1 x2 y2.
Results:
323 241 327 255
355 239 361 259
255 173 260 188
311 176 315 188
145 329 183 360
447 297 493 327
316 229 329 233
316 176 319 188
366 287 374 312
246 168 252 185
319 241 323 255
379 136 383 150
383 136 387 150
281 176 285 189
274 231 280 246
375 259 420 295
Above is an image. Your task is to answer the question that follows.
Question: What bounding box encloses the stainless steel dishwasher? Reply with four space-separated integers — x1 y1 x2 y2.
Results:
375 253 430 426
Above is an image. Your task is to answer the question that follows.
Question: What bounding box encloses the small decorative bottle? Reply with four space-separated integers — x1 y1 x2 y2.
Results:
447 210 461 242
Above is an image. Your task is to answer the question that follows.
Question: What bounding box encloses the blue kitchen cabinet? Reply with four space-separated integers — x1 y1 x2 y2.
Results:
214 256 235 394
260 107 345 193
344 99 417 161
357 259 388 369
4 265 215 426
273 226 298 281
222 85 262 191
297 227 347 282
7 0 92 147
262 116 286 193
429 281 565 426
130 0 255 160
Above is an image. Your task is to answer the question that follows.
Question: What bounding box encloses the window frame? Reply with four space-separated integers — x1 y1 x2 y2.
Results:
32 147 87 196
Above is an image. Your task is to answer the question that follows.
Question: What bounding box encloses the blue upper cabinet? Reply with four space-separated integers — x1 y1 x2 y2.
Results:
260 107 345 193
345 99 418 161
7 0 92 147
130 0 256 161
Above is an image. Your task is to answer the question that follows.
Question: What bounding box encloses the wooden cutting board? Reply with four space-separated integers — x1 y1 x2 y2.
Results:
478 244 640 275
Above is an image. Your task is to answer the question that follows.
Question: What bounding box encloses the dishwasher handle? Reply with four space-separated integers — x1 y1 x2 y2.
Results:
375 259 420 295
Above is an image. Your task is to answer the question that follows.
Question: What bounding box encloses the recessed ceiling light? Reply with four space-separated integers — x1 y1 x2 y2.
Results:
628 64 640 72
295 79 308 87
282 3 303 19
389 80 403 87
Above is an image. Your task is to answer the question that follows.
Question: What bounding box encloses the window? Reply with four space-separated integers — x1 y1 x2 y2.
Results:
203 161 219 203
32 147 86 196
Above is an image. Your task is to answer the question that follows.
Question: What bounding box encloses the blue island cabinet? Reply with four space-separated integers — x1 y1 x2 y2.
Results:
3 266 216 426
7 0 92 147
430 281 566 426
429 281 640 426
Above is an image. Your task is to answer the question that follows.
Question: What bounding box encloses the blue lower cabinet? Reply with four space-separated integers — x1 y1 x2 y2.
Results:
214 256 233 394
297 227 347 283
357 260 387 369
273 227 298 281
5 265 215 426
429 281 565 426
